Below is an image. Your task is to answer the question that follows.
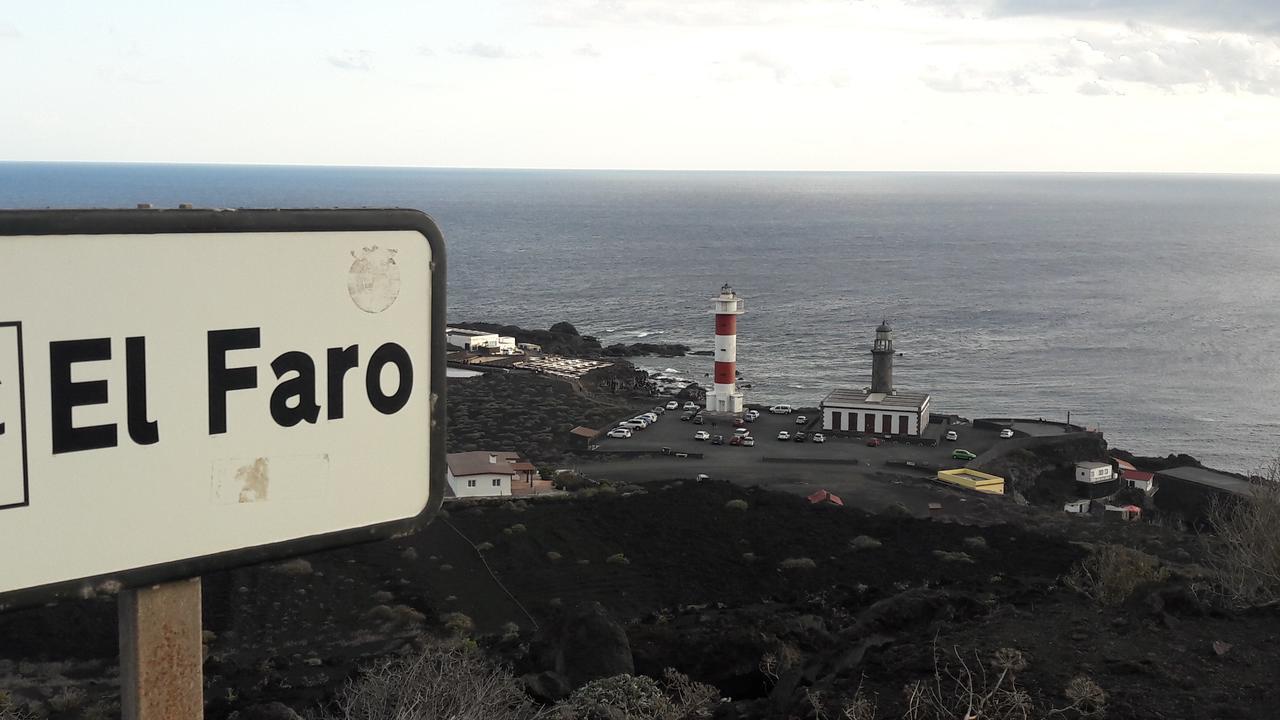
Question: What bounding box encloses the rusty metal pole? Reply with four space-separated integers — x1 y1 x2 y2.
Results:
118 577 204 720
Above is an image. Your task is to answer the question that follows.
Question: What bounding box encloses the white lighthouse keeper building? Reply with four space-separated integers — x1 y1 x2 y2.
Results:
820 321 931 436
706 283 746 414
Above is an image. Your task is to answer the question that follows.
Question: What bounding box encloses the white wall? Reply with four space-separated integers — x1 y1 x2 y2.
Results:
446 469 512 497
820 405 924 435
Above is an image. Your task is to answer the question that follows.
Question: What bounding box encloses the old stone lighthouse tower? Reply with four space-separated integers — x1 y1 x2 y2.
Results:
871 320 894 394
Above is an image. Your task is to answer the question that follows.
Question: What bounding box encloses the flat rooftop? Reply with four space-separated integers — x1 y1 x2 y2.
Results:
821 388 930 411
1157 466 1253 495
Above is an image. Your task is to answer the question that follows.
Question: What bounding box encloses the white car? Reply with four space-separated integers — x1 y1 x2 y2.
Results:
651 406 666 415
666 401 680 410
607 427 632 439
795 415 807 425
999 428 1014 439
641 413 659 423
742 436 756 447
745 409 760 420
945 430 958 441
811 433 826 443
619 421 646 431
694 430 711 441
777 430 791 441
769 405 793 414
733 427 751 437
683 401 698 411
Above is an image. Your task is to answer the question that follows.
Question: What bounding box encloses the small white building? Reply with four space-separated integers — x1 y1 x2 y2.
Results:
446 451 520 498
1122 469 1156 493
820 389 931 436
1075 462 1115 484
446 327 518 354
1064 499 1091 514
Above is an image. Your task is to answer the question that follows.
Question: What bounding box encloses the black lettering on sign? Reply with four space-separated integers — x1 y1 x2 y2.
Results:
125 336 159 445
208 328 260 435
366 342 413 415
326 345 359 420
50 339 117 454
270 351 321 427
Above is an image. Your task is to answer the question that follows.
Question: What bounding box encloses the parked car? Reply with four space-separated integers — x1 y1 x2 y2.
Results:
607 427 632 439
793 431 806 442
683 401 698 411
952 449 977 461
629 417 650 428
795 415 807 425
745 409 761 420
945 430 958 441
693 415 705 425
866 437 882 447
777 430 791 441
733 427 751 436
652 406 666 415
811 433 826 443
641 413 659 423
619 421 645 432
680 411 694 421
666 400 680 410
744 414 756 423
711 435 724 445
742 436 756 447
769 404 793 414
693 430 711 441
728 435 742 446
999 428 1014 439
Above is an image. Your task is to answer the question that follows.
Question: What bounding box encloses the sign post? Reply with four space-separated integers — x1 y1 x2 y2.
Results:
0 208 446 716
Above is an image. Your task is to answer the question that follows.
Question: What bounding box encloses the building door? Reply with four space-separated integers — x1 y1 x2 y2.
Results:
863 413 875 433
882 414 892 434
898 415 909 435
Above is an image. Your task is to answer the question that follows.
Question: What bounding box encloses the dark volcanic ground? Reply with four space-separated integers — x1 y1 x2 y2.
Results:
1 481 1278 719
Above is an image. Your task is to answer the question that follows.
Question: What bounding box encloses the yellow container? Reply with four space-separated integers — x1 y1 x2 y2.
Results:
936 468 1005 495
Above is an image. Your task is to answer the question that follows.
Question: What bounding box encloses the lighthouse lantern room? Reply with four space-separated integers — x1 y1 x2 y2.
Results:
706 283 746 414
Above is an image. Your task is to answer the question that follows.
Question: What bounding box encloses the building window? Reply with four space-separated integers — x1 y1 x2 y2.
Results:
492 478 502 487
467 479 476 488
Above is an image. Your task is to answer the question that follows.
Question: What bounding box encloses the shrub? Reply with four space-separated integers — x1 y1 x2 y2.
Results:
850 535 882 551
476 542 495 552
932 550 974 564
546 551 562 562
779 557 816 570
440 612 475 637
963 536 989 552
724 499 749 512
508 524 527 534
321 644 540 720
1204 463 1280 607
554 669 716 720
1065 544 1168 606
606 553 630 566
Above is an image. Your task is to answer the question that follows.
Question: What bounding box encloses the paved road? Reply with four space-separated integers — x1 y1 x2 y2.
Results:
581 407 1014 519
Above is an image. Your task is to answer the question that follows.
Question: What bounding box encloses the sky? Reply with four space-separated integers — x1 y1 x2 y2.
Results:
2 0 1279 172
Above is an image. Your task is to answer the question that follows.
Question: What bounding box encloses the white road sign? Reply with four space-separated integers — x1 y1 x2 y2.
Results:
0 209 445 607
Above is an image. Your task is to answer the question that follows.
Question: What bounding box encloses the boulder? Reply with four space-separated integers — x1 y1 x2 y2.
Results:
555 602 635 687
522 670 572 703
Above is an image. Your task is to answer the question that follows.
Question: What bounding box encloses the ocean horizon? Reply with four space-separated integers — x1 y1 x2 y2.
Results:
2 162 1277 473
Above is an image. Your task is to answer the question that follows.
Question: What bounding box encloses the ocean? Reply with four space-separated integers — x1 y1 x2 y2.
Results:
2 163 1277 473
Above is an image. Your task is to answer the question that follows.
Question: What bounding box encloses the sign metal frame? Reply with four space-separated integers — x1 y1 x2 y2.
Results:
0 208 446 610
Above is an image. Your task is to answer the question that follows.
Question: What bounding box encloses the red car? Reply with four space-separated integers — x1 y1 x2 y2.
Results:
866 438 882 447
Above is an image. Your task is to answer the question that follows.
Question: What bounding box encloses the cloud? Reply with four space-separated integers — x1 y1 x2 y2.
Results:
453 42 513 59
739 51 791 82
328 50 372 71
417 45 436 57
920 65 1038 93
574 43 602 58
537 0 844 27
0 22 19 39
1076 79 1123 95
910 0 1280 36
1058 29 1280 95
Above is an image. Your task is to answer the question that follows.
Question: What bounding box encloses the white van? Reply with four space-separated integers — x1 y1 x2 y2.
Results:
769 404 793 414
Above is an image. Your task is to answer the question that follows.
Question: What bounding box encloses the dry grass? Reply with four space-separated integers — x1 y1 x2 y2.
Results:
1203 460 1280 608
553 669 717 720
903 644 1105 720
1065 544 1168 606
779 557 817 570
321 644 543 720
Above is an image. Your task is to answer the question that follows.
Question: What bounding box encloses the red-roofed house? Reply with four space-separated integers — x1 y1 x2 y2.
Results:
446 451 522 498
806 489 844 507
1122 469 1156 493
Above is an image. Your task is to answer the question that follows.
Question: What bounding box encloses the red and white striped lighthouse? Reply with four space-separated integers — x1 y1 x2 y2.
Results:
707 283 745 414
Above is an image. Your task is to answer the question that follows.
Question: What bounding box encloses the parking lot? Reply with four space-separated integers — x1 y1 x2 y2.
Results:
598 405 1002 466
